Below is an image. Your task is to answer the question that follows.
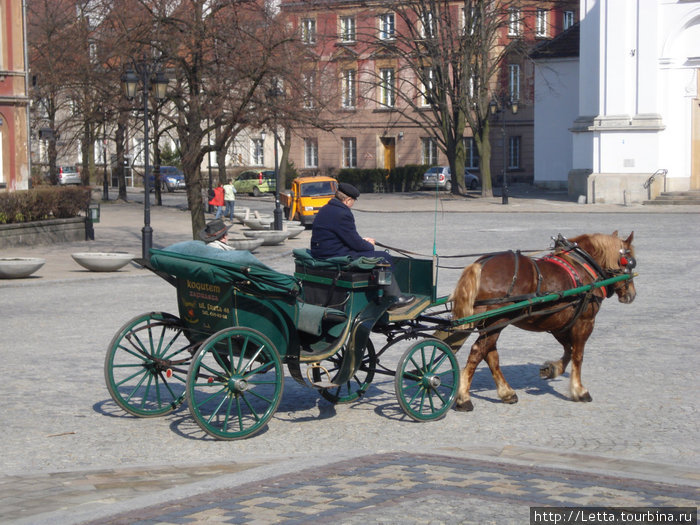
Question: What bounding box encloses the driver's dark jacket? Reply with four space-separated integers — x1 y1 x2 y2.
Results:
310 198 387 260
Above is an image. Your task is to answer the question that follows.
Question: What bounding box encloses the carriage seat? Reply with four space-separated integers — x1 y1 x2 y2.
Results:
292 248 385 272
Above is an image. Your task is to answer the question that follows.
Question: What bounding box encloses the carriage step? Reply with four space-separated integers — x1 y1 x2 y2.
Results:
387 296 431 321
310 381 342 390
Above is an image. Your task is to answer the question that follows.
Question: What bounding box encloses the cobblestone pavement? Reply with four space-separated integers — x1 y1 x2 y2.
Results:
1 190 698 524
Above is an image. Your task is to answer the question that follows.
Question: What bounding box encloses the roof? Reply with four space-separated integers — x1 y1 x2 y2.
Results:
530 23 580 60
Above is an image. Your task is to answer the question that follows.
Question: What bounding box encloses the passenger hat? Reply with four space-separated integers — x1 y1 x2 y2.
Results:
338 182 360 199
198 218 232 242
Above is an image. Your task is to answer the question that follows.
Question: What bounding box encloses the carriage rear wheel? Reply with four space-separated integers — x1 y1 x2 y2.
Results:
187 327 283 440
104 312 194 417
313 340 377 404
394 338 460 421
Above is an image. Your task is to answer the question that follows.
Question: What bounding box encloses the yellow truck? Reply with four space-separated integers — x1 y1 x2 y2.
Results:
279 176 338 226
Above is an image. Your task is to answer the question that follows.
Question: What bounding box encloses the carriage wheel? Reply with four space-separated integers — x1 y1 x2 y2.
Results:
394 338 460 421
105 312 194 417
187 327 283 440
313 340 377 404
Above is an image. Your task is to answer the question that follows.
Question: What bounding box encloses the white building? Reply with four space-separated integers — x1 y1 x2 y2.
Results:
534 0 700 203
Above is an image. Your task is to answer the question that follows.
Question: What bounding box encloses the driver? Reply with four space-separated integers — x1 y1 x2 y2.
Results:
310 182 415 309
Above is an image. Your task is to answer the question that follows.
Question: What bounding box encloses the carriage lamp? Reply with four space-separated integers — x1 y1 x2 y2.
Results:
373 265 392 286
121 60 170 260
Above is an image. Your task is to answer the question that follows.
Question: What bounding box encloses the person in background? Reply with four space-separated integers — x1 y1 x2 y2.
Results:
199 218 234 250
310 182 415 309
223 179 237 222
209 183 225 219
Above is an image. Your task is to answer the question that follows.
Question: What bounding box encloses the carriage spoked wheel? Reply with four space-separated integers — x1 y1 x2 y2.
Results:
312 340 377 404
394 338 460 421
105 312 195 417
187 327 283 440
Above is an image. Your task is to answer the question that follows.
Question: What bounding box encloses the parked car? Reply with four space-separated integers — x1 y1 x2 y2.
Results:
146 166 186 192
422 166 480 191
234 169 277 196
159 166 186 192
464 169 480 190
52 166 81 185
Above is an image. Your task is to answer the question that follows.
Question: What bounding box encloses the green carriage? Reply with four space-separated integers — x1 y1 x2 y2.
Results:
104 241 460 440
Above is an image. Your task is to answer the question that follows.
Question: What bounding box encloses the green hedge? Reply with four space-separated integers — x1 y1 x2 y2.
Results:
335 164 428 193
0 186 92 224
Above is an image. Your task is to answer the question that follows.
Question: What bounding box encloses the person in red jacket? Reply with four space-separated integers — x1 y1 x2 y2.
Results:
208 184 225 219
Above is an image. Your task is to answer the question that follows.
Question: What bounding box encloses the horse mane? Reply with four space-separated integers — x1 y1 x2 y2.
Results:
565 233 627 268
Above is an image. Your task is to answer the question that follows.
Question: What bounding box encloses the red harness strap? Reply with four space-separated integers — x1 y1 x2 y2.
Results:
539 254 583 288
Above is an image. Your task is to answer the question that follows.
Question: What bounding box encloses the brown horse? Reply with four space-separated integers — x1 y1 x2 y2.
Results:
451 231 636 411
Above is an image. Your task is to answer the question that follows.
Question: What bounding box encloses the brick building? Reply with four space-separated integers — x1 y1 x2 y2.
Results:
0 0 30 191
279 0 577 185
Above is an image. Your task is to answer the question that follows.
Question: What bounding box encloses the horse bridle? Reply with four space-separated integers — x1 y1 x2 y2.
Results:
552 234 635 298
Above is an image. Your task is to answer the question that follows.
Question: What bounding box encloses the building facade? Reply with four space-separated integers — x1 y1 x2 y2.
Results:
0 0 30 191
279 0 577 186
534 0 700 203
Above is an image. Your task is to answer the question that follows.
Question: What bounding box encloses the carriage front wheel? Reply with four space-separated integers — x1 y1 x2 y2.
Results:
394 338 460 421
104 312 194 417
187 327 283 440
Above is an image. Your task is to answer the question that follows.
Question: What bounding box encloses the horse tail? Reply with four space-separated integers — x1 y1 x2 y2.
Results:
451 262 482 329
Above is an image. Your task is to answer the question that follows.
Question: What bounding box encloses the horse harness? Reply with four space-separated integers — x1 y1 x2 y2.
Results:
471 236 627 335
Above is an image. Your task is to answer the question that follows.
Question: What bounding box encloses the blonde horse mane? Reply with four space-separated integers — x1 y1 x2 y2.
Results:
566 232 633 269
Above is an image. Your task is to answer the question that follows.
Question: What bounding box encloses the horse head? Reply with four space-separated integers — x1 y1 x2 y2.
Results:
571 231 637 304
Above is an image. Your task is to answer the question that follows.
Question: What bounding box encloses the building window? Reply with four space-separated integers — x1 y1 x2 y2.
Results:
379 12 395 40
421 137 438 165
508 64 520 101
421 67 434 107
379 68 395 107
508 136 521 169
302 72 315 109
465 137 480 169
302 18 316 44
342 69 356 108
420 11 436 39
305 138 318 168
340 16 356 43
507 8 520 37
535 9 547 37
342 137 357 168
252 138 264 166
342 70 356 108
563 11 575 30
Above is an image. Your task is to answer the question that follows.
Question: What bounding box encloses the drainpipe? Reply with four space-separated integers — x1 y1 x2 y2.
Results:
22 0 31 189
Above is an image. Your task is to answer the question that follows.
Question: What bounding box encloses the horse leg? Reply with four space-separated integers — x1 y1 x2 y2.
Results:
484 347 518 404
540 333 572 379
455 331 499 411
569 339 593 402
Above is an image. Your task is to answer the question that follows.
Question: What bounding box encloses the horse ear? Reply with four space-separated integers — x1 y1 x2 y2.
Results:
625 231 634 244
612 230 618 237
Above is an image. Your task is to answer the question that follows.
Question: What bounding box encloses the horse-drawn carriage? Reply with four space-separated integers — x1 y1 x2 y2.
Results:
105 232 636 440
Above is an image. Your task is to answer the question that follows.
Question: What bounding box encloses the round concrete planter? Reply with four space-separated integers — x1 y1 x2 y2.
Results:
242 218 272 230
285 225 305 239
71 252 134 272
229 237 264 251
243 230 290 246
0 257 46 279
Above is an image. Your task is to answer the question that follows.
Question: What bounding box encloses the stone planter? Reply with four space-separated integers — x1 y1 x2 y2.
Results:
0 257 46 279
229 237 264 251
0 217 87 248
243 230 290 246
71 252 135 272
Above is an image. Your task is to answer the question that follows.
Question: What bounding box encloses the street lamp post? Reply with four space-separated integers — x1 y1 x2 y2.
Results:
101 107 109 202
489 96 519 205
267 87 284 231
121 61 169 260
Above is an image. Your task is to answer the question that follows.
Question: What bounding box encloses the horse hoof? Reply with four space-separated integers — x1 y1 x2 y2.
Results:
540 363 556 379
455 400 474 412
502 393 519 404
577 392 593 402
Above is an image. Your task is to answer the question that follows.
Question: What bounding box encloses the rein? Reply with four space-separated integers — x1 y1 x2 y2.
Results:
374 241 546 267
